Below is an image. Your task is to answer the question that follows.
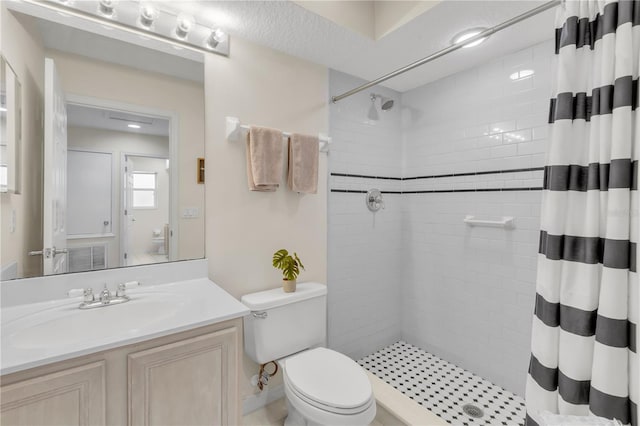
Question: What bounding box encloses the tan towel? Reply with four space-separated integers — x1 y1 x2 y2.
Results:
288 133 319 194
246 126 284 192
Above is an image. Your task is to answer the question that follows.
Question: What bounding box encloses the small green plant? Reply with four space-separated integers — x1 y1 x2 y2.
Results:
272 249 305 281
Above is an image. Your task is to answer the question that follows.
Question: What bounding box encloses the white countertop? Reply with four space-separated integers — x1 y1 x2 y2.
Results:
1 278 249 375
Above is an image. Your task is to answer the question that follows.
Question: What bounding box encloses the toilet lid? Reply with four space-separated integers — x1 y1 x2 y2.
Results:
284 348 372 410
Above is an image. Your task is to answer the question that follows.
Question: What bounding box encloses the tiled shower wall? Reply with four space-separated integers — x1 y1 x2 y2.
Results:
328 70 403 360
328 39 554 396
400 40 553 396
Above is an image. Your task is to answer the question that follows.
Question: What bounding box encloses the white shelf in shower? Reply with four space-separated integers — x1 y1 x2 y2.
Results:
463 215 514 228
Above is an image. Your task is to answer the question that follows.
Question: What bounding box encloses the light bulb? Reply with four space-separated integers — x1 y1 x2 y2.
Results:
205 28 225 49
138 3 158 29
98 0 118 18
175 13 195 40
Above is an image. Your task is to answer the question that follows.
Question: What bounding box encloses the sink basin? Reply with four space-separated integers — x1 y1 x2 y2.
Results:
1 278 250 375
2 291 187 350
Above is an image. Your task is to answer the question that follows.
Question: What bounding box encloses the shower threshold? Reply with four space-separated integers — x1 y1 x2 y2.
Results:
359 341 526 426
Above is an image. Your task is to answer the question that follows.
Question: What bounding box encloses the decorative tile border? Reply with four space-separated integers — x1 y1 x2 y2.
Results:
330 167 544 194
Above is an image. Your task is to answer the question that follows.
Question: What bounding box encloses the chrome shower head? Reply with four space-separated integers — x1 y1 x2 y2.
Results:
381 98 394 110
370 93 394 111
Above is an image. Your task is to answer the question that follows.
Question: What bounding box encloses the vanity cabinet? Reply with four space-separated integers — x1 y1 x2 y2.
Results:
0 319 241 426
128 328 237 425
0 362 106 425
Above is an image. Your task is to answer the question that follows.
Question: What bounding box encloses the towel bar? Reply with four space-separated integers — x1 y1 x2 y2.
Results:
463 215 515 228
225 116 331 152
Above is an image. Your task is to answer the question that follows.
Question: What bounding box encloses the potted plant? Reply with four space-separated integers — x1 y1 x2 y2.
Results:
272 249 305 293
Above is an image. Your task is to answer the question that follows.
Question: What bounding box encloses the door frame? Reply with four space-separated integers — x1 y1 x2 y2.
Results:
121 152 171 266
65 94 179 265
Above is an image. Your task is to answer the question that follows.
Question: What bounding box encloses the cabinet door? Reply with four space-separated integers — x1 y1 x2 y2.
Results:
128 327 238 426
1 361 106 426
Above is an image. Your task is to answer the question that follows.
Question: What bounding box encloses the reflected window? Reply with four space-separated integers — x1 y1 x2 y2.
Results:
132 172 157 209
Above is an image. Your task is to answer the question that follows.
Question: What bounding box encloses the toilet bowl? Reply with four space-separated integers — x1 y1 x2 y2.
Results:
151 236 165 254
279 347 376 426
241 283 377 426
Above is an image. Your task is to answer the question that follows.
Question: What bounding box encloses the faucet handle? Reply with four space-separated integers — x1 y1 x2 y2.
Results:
68 288 94 302
116 281 140 297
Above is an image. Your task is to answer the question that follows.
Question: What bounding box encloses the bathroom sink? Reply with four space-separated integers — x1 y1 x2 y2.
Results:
2 292 186 350
1 278 250 375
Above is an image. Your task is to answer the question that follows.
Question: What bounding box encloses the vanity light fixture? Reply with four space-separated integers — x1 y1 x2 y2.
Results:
175 13 195 40
8 0 230 57
98 0 117 18
205 28 225 49
128 123 141 129
138 3 158 29
509 69 535 80
453 28 488 48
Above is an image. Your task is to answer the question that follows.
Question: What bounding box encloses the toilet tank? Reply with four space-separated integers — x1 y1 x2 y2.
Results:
241 282 327 364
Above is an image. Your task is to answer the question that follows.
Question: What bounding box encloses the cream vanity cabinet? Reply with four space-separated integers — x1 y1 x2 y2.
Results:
0 319 242 426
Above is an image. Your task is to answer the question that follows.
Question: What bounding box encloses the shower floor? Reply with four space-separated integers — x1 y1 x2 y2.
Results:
358 342 526 426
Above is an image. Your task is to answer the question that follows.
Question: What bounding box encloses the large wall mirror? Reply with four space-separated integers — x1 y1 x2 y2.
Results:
0 3 205 280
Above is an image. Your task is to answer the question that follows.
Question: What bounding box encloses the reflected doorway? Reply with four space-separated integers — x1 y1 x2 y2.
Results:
64 98 176 272
122 154 170 266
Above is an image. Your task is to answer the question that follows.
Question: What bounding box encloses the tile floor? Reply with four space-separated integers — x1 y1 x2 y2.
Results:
359 341 526 426
242 398 383 426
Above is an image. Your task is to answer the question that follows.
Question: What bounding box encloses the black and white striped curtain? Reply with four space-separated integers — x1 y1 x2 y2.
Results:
525 0 639 425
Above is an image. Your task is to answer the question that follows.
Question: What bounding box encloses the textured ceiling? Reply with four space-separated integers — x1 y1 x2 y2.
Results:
159 0 557 93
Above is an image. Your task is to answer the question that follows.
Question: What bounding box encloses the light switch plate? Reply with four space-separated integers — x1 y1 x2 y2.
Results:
182 207 199 218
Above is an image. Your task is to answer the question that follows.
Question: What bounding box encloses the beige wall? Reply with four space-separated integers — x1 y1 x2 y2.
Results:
48 50 205 262
67 126 169 268
0 7 44 278
205 36 328 401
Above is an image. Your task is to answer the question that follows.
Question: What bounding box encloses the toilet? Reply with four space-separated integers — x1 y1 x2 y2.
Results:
151 229 165 255
241 283 376 426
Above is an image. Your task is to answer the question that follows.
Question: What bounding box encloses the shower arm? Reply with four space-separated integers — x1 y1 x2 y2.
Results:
330 0 561 104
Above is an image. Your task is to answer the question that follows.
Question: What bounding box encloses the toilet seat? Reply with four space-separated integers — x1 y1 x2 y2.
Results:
284 374 374 415
282 347 374 414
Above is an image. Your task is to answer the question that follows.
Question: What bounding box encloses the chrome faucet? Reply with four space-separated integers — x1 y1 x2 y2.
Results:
67 281 140 309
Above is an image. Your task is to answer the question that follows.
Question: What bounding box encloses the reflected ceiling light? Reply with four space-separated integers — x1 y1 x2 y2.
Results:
205 28 225 49
0 107 7 113
175 13 195 40
138 3 158 29
509 69 535 80
453 28 488 48
98 0 117 18
128 124 141 129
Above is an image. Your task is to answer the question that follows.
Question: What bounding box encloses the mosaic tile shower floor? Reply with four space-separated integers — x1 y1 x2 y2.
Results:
358 341 526 426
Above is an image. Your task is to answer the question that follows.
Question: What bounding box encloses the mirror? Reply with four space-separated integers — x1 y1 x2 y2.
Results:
0 57 22 195
0 5 205 280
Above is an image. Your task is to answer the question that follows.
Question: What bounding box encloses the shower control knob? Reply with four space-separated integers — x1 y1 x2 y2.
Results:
366 188 385 212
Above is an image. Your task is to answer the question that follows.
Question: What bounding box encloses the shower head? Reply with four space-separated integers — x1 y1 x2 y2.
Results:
370 93 394 111
381 98 394 110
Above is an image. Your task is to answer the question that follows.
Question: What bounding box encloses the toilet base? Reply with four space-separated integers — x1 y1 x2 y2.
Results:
284 399 321 426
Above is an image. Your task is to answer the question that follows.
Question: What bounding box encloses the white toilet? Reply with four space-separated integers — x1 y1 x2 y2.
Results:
241 283 376 426
151 229 165 254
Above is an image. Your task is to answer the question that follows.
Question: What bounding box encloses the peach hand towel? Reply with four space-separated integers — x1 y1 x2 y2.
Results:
246 126 284 192
288 133 319 194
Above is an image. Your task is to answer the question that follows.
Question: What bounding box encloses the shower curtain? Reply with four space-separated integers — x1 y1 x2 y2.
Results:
525 1 639 425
